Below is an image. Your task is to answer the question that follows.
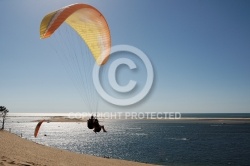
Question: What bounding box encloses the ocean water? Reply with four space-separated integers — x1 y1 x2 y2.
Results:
4 114 250 166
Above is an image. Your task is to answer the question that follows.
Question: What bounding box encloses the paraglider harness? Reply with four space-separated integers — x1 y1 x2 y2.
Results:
87 115 95 129
87 115 106 133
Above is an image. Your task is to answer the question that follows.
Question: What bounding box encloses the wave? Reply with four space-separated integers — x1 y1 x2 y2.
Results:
133 133 148 136
127 127 142 130
167 137 188 141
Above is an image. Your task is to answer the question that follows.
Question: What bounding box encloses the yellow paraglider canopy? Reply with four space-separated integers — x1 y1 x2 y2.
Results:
40 3 111 65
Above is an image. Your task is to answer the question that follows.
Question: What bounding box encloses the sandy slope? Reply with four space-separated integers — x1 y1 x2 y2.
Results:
0 131 154 166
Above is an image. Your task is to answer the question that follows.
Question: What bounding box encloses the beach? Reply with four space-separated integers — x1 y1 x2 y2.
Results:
0 130 154 166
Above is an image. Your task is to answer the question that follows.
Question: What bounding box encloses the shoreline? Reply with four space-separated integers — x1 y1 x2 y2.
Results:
136 118 250 124
0 130 154 166
32 116 88 122
22 116 250 124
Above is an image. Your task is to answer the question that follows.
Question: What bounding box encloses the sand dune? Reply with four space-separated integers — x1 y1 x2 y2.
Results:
0 131 154 166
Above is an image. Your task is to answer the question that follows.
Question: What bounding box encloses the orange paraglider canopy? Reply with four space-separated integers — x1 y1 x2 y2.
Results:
34 119 45 138
40 3 111 65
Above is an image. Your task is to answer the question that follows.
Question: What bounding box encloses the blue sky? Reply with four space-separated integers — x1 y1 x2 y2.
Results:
0 0 250 113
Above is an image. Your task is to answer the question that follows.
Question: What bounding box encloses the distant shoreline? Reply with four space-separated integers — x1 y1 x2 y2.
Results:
32 116 87 122
115 118 250 124
7 114 250 124
151 118 250 124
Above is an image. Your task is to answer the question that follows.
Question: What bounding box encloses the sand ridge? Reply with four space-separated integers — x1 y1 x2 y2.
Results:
0 130 154 166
